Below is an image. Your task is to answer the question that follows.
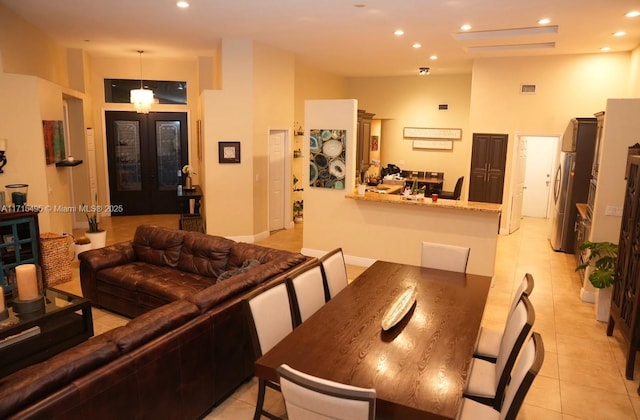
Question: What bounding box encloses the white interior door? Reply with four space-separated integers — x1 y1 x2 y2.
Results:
509 137 527 233
523 136 558 218
268 131 286 231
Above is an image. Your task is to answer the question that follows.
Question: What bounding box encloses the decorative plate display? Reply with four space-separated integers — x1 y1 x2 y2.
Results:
309 162 318 184
381 285 417 331
322 139 343 158
328 158 346 179
309 129 346 189
310 134 321 152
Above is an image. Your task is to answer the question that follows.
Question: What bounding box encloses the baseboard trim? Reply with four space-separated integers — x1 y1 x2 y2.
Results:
301 247 376 268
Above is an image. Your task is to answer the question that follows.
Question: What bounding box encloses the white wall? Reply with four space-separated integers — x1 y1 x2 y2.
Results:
591 98 640 243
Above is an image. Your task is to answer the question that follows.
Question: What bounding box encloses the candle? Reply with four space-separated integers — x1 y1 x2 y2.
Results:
0 138 6 152
0 289 4 312
16 264 39 300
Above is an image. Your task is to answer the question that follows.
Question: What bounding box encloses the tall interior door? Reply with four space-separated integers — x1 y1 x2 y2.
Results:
105 111 188 215
509 136 527 233
522 136 557 218
268 130 286 231
469 133 508 204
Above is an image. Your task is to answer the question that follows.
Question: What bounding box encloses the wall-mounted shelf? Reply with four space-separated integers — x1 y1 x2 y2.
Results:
55 160 83 167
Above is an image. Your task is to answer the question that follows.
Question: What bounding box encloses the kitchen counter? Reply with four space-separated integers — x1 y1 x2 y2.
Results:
346 191 502 213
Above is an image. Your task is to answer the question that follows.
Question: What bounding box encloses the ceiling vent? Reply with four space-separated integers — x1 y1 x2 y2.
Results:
520 84 536 94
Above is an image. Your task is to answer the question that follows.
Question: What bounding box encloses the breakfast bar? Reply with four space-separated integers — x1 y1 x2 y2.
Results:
303 189 502 277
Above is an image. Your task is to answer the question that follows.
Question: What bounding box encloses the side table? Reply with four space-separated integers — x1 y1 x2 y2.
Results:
0 287 93 378
177 185 204 232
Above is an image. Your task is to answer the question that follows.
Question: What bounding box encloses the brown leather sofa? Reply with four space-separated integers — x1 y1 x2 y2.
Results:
0 225 312 419
79 224 300 318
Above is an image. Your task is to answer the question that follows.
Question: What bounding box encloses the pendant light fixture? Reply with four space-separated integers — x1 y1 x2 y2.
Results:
130 50 154 114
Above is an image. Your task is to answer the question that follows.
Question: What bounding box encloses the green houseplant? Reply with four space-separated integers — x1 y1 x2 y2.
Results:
84 192 107 249
575 241 619 289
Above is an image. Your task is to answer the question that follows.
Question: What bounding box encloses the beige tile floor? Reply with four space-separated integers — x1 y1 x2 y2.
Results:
55 215 640 419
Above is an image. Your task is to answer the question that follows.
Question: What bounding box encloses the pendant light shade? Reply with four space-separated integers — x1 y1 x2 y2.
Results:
130 50 154 113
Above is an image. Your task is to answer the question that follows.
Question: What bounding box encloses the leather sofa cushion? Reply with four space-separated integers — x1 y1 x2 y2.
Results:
189 253 309 312
103 300 201 354
98 262 215 303
227 242 292 270
177 231 234 277
0 334 120 418
133 224 185 268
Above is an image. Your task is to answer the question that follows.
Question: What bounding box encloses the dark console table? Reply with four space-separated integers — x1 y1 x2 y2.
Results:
0 287 93 378
177 185 204 232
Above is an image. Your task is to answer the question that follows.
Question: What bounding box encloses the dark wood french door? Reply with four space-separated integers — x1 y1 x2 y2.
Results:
105 111 188 215
468 133 508 204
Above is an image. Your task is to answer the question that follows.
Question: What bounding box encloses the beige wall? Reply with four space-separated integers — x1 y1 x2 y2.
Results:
0 5 68 87
0 72 72 233
470 53 631 232
346 74 472 193
252 43 295 234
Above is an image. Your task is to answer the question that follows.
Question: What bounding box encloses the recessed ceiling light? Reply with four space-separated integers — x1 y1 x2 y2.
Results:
394 29 405 36
613 31 626 37
354 4 366 8
412 43 422 49
176 1 189 8
429 55 438 60
601 46 611 52
538 18 551 25
460 24 472 31
625 10 640 18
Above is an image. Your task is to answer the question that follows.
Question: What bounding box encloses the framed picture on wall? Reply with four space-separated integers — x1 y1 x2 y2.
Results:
43 120 65 164
218 141 241 163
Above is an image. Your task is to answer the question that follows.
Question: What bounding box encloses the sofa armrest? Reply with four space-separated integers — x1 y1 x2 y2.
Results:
79 241 136 301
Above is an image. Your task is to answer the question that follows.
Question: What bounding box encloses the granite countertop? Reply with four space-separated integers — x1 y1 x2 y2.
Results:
345 191 502 213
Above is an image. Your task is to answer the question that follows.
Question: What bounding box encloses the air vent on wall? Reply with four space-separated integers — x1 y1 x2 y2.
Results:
520 84 536 94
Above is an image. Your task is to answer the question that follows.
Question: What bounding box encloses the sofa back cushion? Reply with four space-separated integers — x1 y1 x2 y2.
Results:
0 334 120 418
177 231 234 277
133 224 185 267
227 242 293 270
104 300 201 354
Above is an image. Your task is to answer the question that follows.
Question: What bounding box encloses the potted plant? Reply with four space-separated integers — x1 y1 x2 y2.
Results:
575 240 619 321
293 200 304 223
84 192 107 249
73 235 92 260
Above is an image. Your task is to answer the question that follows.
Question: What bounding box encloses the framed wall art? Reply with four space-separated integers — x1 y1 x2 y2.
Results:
309 129 346 189
218 141 241 163
43 120 65 164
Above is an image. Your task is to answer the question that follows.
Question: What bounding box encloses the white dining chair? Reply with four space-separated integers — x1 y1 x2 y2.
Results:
278 364 376 420
243 281 296 420
457 332 544 420
286 260 329 325
464 295 535 411
320 248 349 299
474 273 534 362
420 241 470 273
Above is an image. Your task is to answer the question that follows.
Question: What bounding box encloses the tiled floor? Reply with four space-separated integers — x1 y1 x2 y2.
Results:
56 215 640 419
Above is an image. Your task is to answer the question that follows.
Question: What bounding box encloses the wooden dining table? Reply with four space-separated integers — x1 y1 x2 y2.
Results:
254 260 492 419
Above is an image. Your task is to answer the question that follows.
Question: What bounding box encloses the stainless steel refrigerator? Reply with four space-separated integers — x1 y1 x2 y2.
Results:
549 118 597 252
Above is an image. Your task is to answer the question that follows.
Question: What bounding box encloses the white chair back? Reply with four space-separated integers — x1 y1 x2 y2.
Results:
278 364 376 420
421 241 470 273
320 248 348 299
494 295 535 408
500 332 544 420
246 281 294 356
508 273 534 316
288 262 328 324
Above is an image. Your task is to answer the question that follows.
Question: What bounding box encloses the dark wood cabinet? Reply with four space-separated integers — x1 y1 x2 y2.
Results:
607 156 640 380
356 110 374 175
0 211 41 300
468 133 508 204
